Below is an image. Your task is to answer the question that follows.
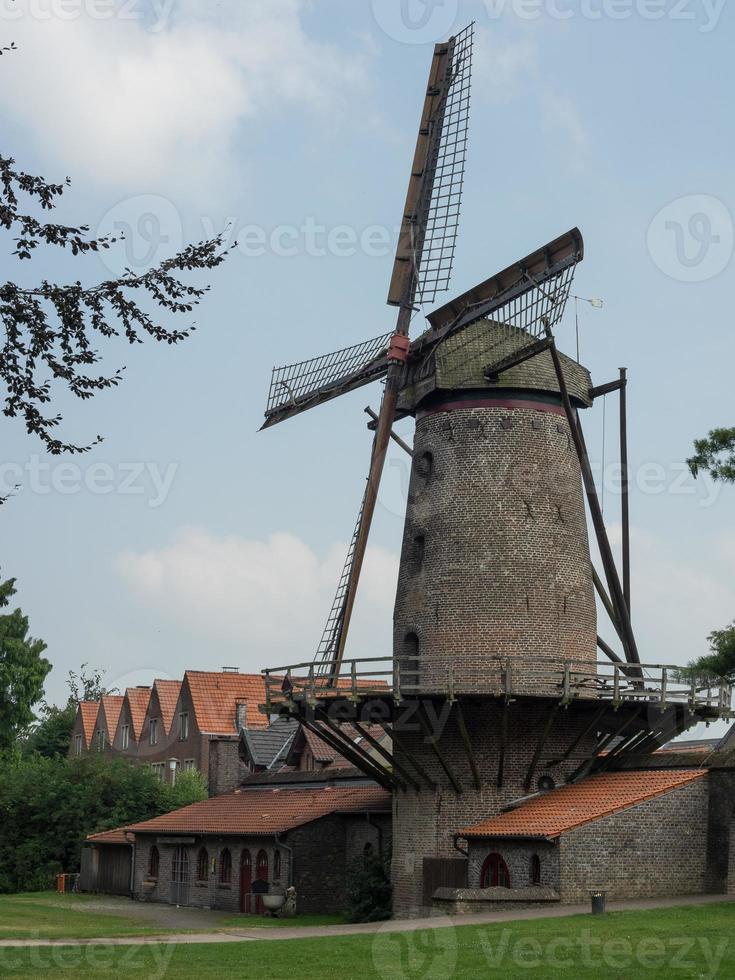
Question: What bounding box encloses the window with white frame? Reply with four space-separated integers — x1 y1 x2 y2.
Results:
179 711 189 741
182 759 196 771
97 729 106 752
151 762 165 781
74 733 83 756
121 724 130 750
149 718 159 746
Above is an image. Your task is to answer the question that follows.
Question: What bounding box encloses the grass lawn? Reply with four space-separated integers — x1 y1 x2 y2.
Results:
0 904 734 978
0 893 188 940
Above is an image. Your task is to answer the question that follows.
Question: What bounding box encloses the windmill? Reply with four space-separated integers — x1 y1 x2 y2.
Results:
263 22 588 681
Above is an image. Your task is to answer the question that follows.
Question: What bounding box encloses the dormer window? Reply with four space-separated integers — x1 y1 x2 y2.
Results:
149 718 159 746
74 733 83 756
121 724 130 750
179 712 189 741
97 729 106 752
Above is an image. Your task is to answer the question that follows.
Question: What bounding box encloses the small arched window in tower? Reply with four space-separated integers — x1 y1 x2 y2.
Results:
414 450 434 480
530 854 541 886
197 847 209 882
220 848 232 884
363 841 374 861
148 846 159 879
402 632 420 691
480 853 511 889
273 849 281 881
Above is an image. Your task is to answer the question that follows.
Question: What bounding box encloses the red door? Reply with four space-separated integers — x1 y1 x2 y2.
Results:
480 853 511 888
239 849 252 913
255 849 269 914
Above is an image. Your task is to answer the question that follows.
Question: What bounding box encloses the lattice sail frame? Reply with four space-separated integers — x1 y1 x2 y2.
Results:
413 22 473 305
262 331 392 428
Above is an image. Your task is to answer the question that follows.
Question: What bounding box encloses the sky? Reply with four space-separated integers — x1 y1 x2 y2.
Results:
1 0 733 738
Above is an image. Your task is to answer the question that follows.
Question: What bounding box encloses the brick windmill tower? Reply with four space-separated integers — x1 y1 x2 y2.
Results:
261 24 731 916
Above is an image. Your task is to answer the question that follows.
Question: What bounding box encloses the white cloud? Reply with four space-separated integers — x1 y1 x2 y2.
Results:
473 27 538 103
542 91 591 171
116 526 398 670
1 0 369 196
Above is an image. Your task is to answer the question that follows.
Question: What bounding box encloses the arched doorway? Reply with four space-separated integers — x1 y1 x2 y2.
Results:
255 849 269 914
239 849 252 913
171 846 189 906
480 853 511 888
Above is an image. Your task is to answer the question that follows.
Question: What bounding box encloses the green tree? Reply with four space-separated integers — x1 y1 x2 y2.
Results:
687 428 735 483
678 622 735 683
24 664 110 758
344 849 392 923
0 576 49 752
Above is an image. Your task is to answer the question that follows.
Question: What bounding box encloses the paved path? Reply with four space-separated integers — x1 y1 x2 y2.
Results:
1 893 733 948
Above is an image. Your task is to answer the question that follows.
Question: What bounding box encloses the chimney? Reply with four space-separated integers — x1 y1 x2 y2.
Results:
235 701 248 731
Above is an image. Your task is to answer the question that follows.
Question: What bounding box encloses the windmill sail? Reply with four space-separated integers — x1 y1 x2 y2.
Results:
262 332 392 429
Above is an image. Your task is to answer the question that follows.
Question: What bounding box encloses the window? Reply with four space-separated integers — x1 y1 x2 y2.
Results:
414 450 434 479
121 724 130 750
401 633 420 690
197 847 209 882
151 762 165 781
480 853 511 889
97 729 106 752
220 849 232 884
149 718 158 746
179 712 189 741
74 734 83 756
183 759 196 772
273 849 281 881
530 854 541 886
148 846 160 879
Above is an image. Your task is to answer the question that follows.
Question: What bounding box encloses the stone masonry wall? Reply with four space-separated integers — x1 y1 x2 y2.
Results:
558 776 709 901
468 839 559 892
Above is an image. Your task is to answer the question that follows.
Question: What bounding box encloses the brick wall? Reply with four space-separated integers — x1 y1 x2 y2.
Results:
393 406 597 696
391 698 599 916
558 776 709 901
468 839 558 891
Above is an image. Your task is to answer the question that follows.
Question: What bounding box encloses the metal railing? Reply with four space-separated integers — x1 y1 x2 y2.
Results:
262 656 733 718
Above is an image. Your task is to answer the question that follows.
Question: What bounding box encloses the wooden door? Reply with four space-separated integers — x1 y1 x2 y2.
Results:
239 849 252 913
171 846 189 906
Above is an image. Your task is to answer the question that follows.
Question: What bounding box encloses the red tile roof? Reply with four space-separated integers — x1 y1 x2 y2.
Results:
97 695 124 741
152 679 182 734
460 769 707 840
184 671 268 733
124 687 151 740
79 702 99 747
86 827 132 845
126 784 390 836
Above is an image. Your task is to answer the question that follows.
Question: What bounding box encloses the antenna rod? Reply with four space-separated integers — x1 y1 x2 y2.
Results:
619 367 630 616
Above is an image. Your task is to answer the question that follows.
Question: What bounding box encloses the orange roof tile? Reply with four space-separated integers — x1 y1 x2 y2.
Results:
152 679 182 734
126 784 390 836
79 702 99 746
97 695 124 741
86 827 132 845
124 687 151 740
184 671 268 733
460 769 707 840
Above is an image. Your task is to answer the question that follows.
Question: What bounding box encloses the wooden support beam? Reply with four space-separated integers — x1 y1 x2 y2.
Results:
544 324 640 666
484 337 552 380
597 635 624 665
453 700 481 791
385 725 438 790
308 712 398 791
417 703 463 794
619 367 631 617
364 406 413 457
524 701 560 790
589 378 624 399
352 720 421 791
497 697 509 788
547 704 608 766
592 568 623 642
566 707 643 783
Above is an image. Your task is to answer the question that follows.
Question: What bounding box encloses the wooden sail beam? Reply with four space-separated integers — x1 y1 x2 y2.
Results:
453 700 481 791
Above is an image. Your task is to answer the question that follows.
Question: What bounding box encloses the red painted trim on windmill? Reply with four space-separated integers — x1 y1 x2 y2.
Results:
388 334 411 362
421 397 567 417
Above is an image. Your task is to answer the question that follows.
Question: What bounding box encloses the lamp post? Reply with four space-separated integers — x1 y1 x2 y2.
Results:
572 295 604 362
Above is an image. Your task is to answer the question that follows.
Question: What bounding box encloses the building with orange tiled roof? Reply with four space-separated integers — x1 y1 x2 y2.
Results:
69 701 99 757
92 695 124 754
112 687 151 757
434 769 711 909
